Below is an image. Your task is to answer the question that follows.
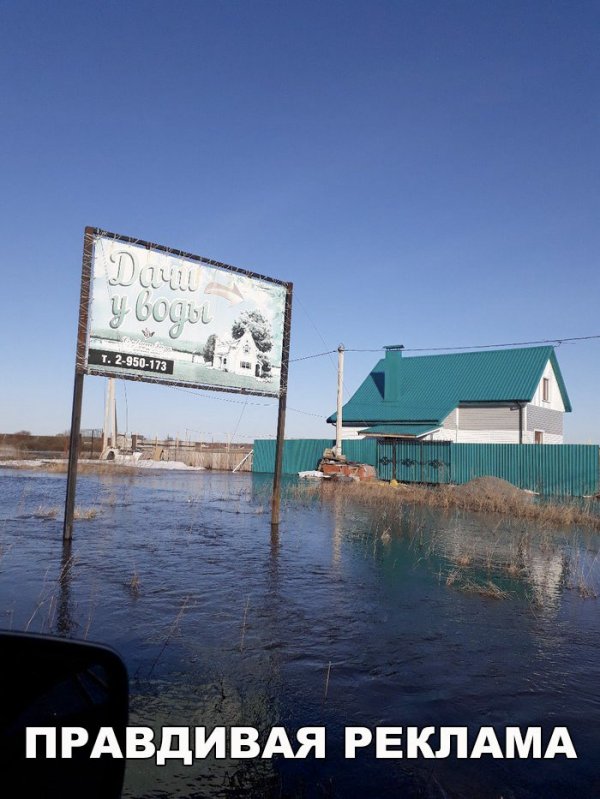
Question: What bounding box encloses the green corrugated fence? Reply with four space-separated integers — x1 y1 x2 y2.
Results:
252 439 377 475
452 443 599 496
252 438 599 496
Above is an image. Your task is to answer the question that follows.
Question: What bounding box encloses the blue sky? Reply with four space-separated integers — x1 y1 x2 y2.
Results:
1 0 598 443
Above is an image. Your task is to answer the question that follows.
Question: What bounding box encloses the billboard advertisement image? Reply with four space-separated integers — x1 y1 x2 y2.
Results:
84 231 289 397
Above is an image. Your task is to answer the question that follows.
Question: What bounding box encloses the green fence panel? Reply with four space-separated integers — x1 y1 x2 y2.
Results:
252 438 379 475
423 441 452 484
376 439 395 481
379 440 452 483
394 441 420 483
518 443 599 496
453 444 522 486
342 438 378 467
252 439 334 474
452 443 598 496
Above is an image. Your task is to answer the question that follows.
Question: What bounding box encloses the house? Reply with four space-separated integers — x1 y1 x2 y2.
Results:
212 330 263 378
327 345 571 444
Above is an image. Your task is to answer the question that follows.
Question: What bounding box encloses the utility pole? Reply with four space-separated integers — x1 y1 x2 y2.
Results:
270 284 293 529
102 378 117 452
335 343 345 459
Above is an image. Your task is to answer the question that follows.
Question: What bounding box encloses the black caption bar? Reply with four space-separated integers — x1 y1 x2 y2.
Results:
88 348 174 375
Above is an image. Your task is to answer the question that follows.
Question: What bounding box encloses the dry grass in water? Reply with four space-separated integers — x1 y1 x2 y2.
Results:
6 460 143 476
565 549 600 599
73 507 99 521
148 595 192 678
32 504 100 521
298 478 600 532
445 569 510 599
240 596 250 653
34 505 59 519
128 570 141 598
25 552 78 633
324 661 332 702
455 553 473 567
62 462 143 475
460 579 510 600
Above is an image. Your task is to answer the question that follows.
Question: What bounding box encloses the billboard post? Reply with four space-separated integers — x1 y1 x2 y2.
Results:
64 227 94 541
64 228 292 540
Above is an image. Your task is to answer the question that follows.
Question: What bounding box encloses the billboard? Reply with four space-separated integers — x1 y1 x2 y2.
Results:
83 230 290 397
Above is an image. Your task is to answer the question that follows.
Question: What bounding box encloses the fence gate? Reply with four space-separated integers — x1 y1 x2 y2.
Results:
377 439 452 484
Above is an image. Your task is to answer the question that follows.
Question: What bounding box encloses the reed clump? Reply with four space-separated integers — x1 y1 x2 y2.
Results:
32 504 100 521
73 507 99 520
44 462 143 475
128 571 141 598
305 477 600 531
33 506 59 519
446 569 510 598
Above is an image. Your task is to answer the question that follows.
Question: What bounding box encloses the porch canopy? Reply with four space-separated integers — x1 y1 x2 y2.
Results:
359 423 440 438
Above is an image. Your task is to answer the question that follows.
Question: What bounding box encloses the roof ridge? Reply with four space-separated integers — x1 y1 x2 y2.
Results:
397 344 554 361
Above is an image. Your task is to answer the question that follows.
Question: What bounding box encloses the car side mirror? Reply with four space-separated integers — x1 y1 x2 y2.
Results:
0 631 128 798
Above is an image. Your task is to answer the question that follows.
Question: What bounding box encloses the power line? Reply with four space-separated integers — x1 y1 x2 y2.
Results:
291 333 600 361
287 406 324 418
290 349 336 362
170 384 273 407
348 333 600 352
170 384 323 418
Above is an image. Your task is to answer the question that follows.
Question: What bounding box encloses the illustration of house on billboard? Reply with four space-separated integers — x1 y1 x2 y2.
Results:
192 311 280 382
213 329 263 377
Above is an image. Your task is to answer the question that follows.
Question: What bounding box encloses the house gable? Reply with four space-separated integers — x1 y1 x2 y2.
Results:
529 357 567 412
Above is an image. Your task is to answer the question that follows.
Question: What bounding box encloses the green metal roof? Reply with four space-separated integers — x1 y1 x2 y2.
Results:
359 423 440 438
327 346 571 426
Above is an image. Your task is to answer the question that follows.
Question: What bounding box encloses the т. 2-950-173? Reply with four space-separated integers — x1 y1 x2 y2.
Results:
87 349 174 374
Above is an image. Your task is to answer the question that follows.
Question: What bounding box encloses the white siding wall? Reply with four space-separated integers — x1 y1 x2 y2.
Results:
455 429 521 444
437 408 459 442
340 427 366 440
428 428 519 443
530 360 565 411
521 431 563 445
459 405 520 430
526 403 563 443
429 427 564 444
443 409 458 429
430 427 454 442
427 402 564 444
544 433 563 445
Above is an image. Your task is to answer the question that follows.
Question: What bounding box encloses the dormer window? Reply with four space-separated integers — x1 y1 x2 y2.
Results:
542 378 550 402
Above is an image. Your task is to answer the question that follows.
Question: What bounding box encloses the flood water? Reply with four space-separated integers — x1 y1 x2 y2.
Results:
1 467 599 798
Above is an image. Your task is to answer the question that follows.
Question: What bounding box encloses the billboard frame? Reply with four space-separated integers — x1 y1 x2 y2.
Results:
63 227 293 540
81 227 290 397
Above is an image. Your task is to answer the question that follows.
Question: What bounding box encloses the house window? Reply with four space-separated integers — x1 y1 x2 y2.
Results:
240 361 251 369
243 344 250 354
542 378 550 402
534 430 544 444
